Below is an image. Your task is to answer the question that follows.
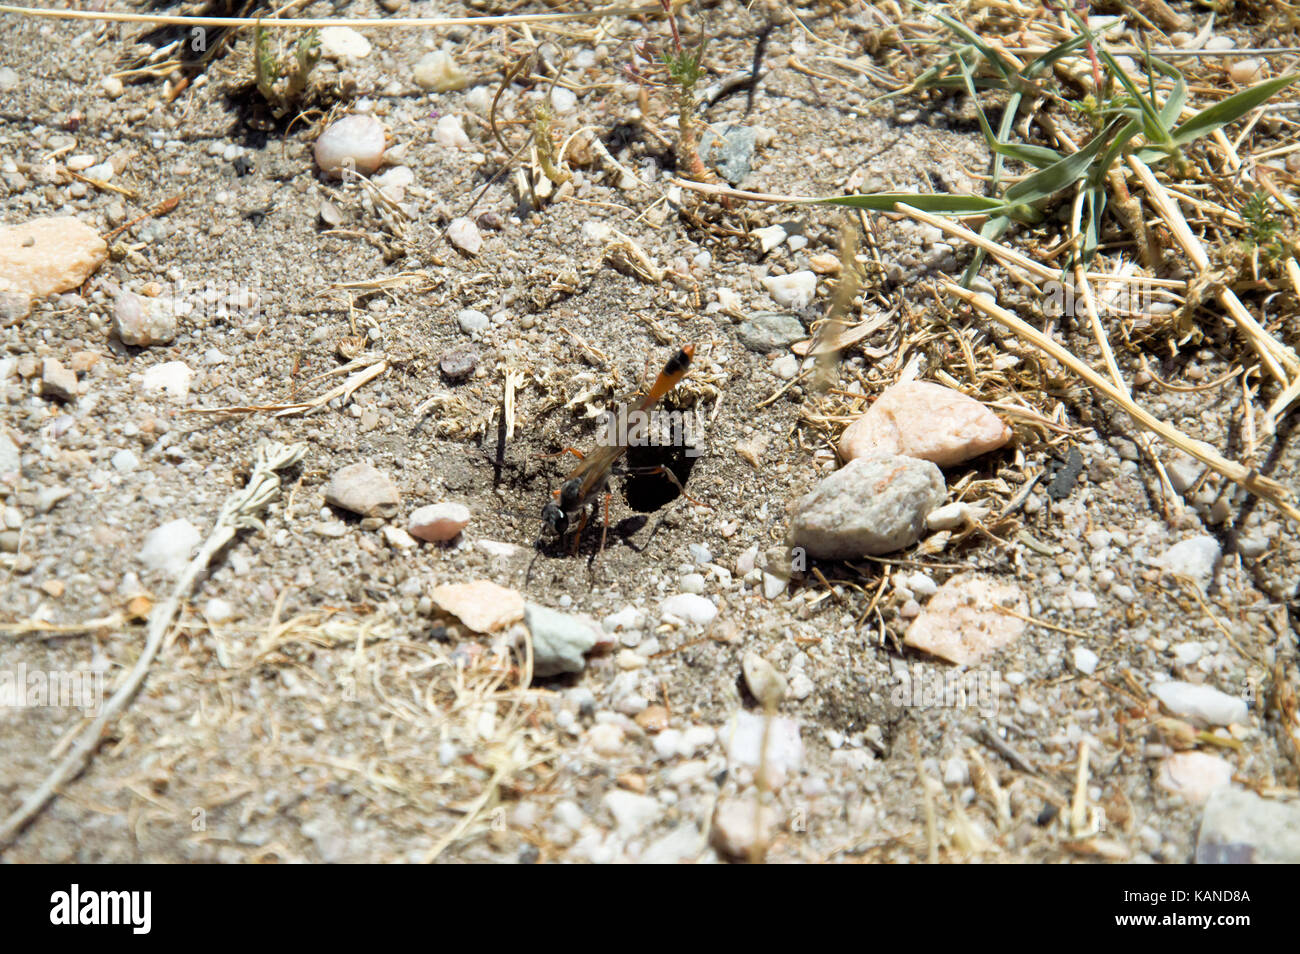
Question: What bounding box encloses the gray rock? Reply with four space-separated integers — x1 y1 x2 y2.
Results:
1150 680 1248 726
524 602 602 676
324 462 400 518
1156 535 1220 586
439 346 478 382
111 448 140 473
790 455 946 558
699 124 757 184
0 289 31 327
1197 787 1300 863
738 313 804 353
139 518 201 576
33 484 69 512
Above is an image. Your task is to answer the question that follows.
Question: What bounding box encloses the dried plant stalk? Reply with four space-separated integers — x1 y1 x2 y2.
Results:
945 283 1299 521
1127 156 1299 387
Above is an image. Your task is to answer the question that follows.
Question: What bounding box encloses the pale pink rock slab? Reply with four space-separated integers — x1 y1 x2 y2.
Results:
840 381 1011 467
903 573 1027 667
0 216 107 299
431 580 524 633
1157 752 1234 805
409 502 471 542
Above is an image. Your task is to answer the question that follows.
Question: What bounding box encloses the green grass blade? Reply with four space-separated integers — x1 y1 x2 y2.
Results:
1167 74 1300 148
955 54 1063 169
810 192 1007 215
1023 34 1090 79
1003 121 1119 204
1083 185 1106 261
1090 117 1144 186
1067 10 1173 146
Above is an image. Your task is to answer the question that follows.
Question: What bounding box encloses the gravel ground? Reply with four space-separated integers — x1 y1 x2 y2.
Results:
1 0 1299 863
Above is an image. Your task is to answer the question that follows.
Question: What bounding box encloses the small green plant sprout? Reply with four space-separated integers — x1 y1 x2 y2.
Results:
532 102 571 188
1240 191 1293 264
657 0 711 182
255 24 320 118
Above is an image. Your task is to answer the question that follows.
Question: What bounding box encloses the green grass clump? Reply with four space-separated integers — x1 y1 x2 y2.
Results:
809 3 1300 278
255 24 320 118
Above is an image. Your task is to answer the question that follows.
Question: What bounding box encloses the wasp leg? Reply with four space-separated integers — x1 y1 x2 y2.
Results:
570 509 588 556
598 491 613 556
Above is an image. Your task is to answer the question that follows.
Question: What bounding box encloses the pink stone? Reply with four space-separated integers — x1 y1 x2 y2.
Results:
840 381 1011 467
431 581 524 633
0 216 107 299
409 502 471 542
903 573 1027 666
1157 752 1234 804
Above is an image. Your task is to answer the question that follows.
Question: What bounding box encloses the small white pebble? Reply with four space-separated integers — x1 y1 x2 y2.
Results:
1072 647 1099 675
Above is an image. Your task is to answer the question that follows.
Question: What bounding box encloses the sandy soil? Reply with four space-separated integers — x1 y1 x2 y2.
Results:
1 0 1298 863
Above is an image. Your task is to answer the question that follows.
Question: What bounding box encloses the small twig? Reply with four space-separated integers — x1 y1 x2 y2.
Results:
0 441 306 849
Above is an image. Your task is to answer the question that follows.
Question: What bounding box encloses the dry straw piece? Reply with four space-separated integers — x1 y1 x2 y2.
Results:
944 283 1299 522
0 440 308 848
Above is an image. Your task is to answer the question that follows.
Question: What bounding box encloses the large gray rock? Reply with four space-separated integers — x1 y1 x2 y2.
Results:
1197 787 1300 863
524 603 602 676
790 455 945 559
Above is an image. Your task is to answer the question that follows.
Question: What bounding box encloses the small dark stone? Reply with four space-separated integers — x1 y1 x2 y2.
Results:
439 347 479 382
1046 447 1084 501
475 211 505 231
233 155 255 177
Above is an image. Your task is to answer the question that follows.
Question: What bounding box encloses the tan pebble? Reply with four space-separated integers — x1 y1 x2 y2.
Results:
408 502 471 542
69 350 100 373
40 358 78 402
616 772 647 793
430 580 524 633
742 651 788 708
1157 752 1233 804
711 798 781 862
1228 58 1263 84
40 579 65 598
809 253 842 275
0 217 108 298
588 723 624 756
126 594 153 620
635 704 670 732
734 435 768 468
616 649 646 670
